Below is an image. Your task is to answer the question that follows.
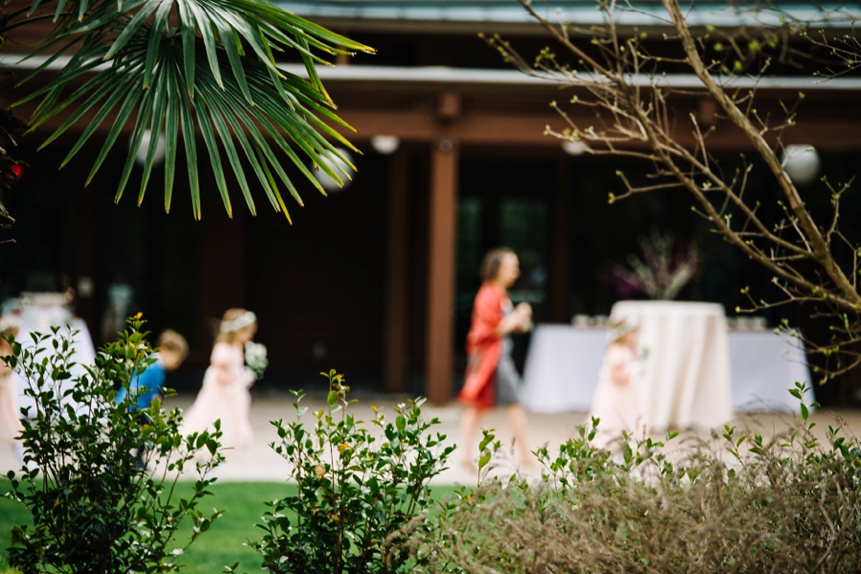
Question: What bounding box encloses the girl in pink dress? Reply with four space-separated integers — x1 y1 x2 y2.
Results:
588 318 646 454
0 316 23 458
182 308 258 451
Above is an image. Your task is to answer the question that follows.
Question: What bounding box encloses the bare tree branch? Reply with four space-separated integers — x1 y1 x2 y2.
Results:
504 0 861 382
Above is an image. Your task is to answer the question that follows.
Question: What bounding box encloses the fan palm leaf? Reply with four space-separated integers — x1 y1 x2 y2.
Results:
10 0 373 219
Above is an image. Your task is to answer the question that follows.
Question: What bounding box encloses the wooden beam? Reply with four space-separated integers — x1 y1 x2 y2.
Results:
341 109 565 146
425 137 459 405
341 108 861 150
382 149 409 393
10 88 861 150
340 109 438 141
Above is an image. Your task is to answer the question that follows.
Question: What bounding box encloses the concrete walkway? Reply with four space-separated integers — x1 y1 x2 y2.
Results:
2 393 860 485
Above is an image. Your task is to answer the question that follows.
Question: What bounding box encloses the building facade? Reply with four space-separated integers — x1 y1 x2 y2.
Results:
2 1 860 404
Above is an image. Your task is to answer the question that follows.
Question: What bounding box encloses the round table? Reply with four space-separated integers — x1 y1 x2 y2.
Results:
609 300 733 430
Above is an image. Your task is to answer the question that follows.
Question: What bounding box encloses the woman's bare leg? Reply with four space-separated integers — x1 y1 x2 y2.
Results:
458 405 482 469
506 404 538 468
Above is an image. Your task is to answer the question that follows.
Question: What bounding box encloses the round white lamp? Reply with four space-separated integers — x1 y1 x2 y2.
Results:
562 139 587 156
782 144 820 186
133 129 166 166
313 147 355 193
370 135 400 155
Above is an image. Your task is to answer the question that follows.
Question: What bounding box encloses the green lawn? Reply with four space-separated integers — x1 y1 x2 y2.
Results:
1 479 460 573
170 481 288 573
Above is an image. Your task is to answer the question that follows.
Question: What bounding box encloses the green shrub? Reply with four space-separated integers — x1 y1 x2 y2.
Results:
3 318 224 574
407 382 861 573
249 370 456 573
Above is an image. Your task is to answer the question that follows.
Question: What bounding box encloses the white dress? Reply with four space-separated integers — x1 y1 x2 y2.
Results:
182 342 255 450
588 343 645 450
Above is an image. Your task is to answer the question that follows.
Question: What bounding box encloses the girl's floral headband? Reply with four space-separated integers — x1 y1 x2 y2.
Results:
609 317 638 342
220 311 257 333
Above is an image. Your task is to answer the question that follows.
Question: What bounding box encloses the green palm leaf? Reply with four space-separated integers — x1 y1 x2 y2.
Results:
12 0 374 220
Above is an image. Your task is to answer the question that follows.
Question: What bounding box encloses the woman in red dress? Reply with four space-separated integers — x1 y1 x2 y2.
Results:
458 247 536 470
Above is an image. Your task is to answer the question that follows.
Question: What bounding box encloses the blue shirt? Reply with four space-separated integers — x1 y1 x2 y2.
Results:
115 355 167 412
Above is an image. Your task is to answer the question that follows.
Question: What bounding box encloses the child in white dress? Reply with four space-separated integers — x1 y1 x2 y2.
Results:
588 318 646 455
182 309 259 451
0 315 24 460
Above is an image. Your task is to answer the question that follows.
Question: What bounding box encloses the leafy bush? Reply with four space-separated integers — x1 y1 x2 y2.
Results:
407 382 861 573
3 318 224 574
249 370 456 573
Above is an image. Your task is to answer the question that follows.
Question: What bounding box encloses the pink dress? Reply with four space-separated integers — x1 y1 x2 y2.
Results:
588 343 645 450
182 342 255 450
0 371 23 446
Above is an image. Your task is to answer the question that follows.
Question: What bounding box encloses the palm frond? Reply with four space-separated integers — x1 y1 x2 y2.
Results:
13 0 374 220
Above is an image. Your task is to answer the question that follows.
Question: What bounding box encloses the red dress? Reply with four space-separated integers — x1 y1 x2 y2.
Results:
458 282 506 410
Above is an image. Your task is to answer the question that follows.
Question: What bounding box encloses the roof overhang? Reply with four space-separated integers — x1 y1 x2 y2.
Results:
3 54 860 93
278 1 861 35
293 64 861 93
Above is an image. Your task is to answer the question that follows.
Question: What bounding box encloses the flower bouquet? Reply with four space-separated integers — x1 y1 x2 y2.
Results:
604 231 700 300
244 341 268 380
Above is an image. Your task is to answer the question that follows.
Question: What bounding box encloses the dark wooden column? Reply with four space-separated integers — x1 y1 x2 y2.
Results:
425 136 459 404
382 149 409 393
547 159 571 322
73 173 99 332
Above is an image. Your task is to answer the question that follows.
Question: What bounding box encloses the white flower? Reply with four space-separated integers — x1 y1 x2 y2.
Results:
244 342 268 379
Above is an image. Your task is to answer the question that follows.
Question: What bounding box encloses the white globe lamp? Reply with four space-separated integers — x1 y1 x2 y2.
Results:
133 129 166 166
313 147 355 193
782 144 820 186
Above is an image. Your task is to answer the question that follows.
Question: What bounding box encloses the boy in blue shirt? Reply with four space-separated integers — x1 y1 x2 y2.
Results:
116 329 188 411
116 329 188 467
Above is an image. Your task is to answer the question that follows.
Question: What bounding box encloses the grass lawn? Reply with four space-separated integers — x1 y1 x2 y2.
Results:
1 478 461 573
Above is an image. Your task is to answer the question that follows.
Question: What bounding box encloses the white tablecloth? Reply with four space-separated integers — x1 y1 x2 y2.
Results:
521 317 814 425
15 318 97 418
520 325 607 413
727 330 812 412
610 301 732 429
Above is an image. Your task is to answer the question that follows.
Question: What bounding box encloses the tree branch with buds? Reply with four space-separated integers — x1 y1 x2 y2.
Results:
497 0 861 381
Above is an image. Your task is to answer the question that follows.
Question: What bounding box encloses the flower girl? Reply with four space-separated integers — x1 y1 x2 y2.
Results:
182 308 266 451
588 318 646 455
0 315 24 461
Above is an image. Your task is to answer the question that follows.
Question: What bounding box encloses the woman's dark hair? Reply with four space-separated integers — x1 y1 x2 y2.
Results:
480 247 515 281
